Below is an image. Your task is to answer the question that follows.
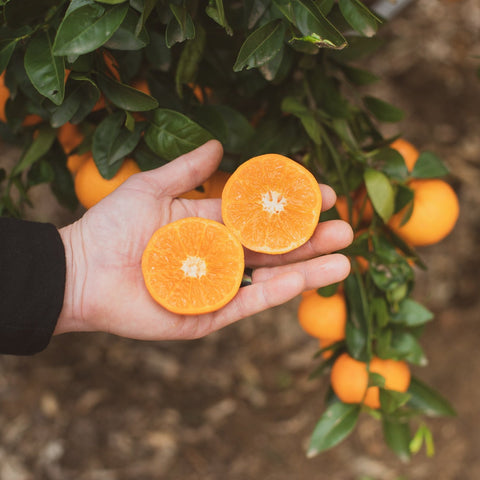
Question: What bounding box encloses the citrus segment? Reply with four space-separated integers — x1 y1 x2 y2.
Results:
142 217 244 315
221 154 322 254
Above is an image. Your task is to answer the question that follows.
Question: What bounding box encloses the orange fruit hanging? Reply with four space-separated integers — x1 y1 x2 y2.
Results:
74 156 141 209
335 195 359 225
318 337 338 360
0 72 9 122
142 217 245 315
389 179 459 246
58 122 84 154
221 154 322 254
131 78 151 95
67 152 90 175
391 138 419 172
330 353 411 409
297 291 347 341
181 169 231 200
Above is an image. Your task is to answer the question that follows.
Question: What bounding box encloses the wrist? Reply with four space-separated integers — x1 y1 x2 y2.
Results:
55 223 88 335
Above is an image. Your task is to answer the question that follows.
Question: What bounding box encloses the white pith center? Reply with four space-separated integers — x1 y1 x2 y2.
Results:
181 256 207 278
261 190 287 214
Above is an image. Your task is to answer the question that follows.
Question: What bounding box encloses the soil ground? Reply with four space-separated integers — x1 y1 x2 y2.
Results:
1 0 480 479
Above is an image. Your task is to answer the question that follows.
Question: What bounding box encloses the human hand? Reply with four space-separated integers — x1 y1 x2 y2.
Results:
56 140 353 340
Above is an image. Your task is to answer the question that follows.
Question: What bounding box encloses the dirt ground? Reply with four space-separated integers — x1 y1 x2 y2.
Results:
1 0 480 479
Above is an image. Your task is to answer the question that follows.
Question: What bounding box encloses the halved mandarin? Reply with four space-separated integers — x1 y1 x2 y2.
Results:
221 154 322 254
141 217 244 315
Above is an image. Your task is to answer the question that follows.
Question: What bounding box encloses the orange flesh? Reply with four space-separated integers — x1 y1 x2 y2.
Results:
222 154 322 254
142 217 244 315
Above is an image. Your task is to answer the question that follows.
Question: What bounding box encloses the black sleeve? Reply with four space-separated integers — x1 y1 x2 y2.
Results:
0 217 66 355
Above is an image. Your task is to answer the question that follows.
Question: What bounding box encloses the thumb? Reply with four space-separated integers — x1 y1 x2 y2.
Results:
138 140 224 197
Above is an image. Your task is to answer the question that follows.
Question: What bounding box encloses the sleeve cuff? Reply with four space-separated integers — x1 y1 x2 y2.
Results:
0 217 66 355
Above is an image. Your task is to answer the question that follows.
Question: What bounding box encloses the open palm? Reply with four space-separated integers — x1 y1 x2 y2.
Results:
56 141 353 341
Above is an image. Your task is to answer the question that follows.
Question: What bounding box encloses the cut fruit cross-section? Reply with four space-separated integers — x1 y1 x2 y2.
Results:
221 154 322 254
141 217 245 315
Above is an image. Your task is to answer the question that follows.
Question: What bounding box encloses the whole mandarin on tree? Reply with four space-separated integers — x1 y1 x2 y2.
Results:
391 138 420 172
0 71 8 123
330 354 411 409
389 178 459 246
74 157 141 209
297 291 347 341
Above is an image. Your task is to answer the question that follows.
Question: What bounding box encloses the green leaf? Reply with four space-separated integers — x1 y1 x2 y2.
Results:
165 4 195 48
24 31 65 106
338 0 381 37
233 20 286 72
292 0 347 50
368 372 385 388
145 109 214 161
104 8 149 50
135 0 157 36
259 45 285 81
371 297 389 328
53 2 128 55
410 151 450 179
11 125 57 176
97 75 158 111
92 111 143 178
4 0 58 29
0 38 19 73
308 70 350 119
49 75 101 127
375 148 409 181
133 144 166 171
344 273 368 333
339 63 379 85
345 321 367 360
410 424 435 457
146 31 171 71
206 0 232 35
317 282 341 298
273 0 296 24
176 25 206 96
27 158 55 187
390 331 426 365
281 97 323 144
94 0 127 3
364 96 404 123
194 105 254 155
407 377 456 417
307 402 360 457
394 182 415 215
379 389 411 413
49 149 78 211
246 0 272 29
382 417 411 461
364 168 395 222
391 299 434 327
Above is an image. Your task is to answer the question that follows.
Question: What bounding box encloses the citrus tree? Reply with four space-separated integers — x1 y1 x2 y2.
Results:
0 0 458 460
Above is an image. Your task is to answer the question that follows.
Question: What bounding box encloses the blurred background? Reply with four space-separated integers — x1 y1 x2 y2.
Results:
1 0 479 478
